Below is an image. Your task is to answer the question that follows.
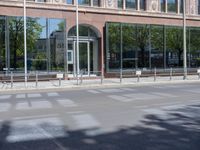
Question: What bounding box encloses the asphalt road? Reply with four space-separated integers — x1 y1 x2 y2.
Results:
0 82 200 150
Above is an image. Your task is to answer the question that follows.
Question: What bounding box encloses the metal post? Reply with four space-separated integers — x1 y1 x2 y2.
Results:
101 71 103 84
198 73 200 80
170 68 173 80
120 69 122 83
154 67 156 82
80 71 83 85
183 0 187 80
11 71 13 88
137 75 140 82
76 0 80 78
24 0 27 87
35 71 38 87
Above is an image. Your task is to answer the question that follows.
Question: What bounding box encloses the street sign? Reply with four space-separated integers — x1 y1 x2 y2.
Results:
56 73 64 79
197 69 200 74
136 70 142 76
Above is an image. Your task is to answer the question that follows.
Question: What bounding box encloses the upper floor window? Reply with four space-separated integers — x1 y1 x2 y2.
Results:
126 0 137 9
78 0 90 6
140 0 146 10
118 0 123 9
66 0 73 5
198 0 200 14
179 0 183 13
36 0 47 2
160 0 165 12
167 0 177 13
93 0 100 7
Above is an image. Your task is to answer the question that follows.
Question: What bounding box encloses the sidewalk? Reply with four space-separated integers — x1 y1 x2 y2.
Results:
1 75 200 92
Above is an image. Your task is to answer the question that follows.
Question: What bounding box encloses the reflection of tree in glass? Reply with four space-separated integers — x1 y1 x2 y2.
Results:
9 17 42 70
166 27 183 66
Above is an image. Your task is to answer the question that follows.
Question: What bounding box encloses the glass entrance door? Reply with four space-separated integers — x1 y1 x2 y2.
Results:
74 41 90 75
79 42 89 75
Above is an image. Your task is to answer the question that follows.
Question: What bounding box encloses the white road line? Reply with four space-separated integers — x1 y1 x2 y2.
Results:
47 92 59 97
99 89 123 93
66 111 84 114
57 99 77 107
73 114 100 129
6 117 67 143
125 93 161 100
0 103 11 112
87 90 100 94
150 92 177 98
16 94 26 99
16 101 52 110
13 114 58 121
0 95 11 100
27 93 42 98
108 95 132 102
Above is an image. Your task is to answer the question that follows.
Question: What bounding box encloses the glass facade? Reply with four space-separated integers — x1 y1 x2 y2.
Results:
106 22 200 72
0 16 66 72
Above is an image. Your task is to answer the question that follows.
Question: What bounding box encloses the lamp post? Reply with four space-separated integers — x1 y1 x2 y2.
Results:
183 0 187 80
24 0 27 87
76 0 79 77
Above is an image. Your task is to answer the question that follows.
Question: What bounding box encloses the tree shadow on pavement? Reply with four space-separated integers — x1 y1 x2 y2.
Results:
0 104 200 150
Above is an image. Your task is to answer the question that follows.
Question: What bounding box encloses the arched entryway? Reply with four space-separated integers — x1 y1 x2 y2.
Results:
67 24 101 77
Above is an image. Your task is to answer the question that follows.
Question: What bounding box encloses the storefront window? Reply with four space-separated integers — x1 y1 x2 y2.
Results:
0 17 5 71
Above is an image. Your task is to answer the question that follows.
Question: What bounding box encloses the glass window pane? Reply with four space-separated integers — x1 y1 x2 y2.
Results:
140 0 146 10
0 16 5 71
107 23 121 70
66 0 73 4
78 0 90 6
168 0 177 13
126 0 136 9
151 25 164 68
160 0 165 12
93 0 100 7
118 0 123 9
166 26 183 67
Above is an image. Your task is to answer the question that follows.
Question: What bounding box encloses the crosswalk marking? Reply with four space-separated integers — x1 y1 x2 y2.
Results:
56 99 77 107
73 114 100 129
150 92 176 98
27 93 42 98
99 88 124 93
16 101 52 110
87 90 100 94
125 93 161 100
0 95 11 100
0 103 11 112
108 95 131 102
6 117 66 143
47 92 59 97
16 94 26 99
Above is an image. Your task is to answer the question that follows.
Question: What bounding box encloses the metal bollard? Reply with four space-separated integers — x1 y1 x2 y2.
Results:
154 68 157 82
120 69 122 83
170 68 173 80
101 72 103 84
80 72 83 85
137 75 140 82
77 73 79 85
198 73 200 80
59 78 61 86
11 72 13 88
35 71 38 87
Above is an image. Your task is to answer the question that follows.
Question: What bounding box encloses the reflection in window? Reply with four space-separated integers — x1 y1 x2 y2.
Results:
93 0 100 7
0 17 5 71
118 0 123 9
78 0 90 6
168 0 177 13
68 25 96 37
160 0 165 12
140 0 146 10
179 0 183 13
66 0 73 4
126 0 137 9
